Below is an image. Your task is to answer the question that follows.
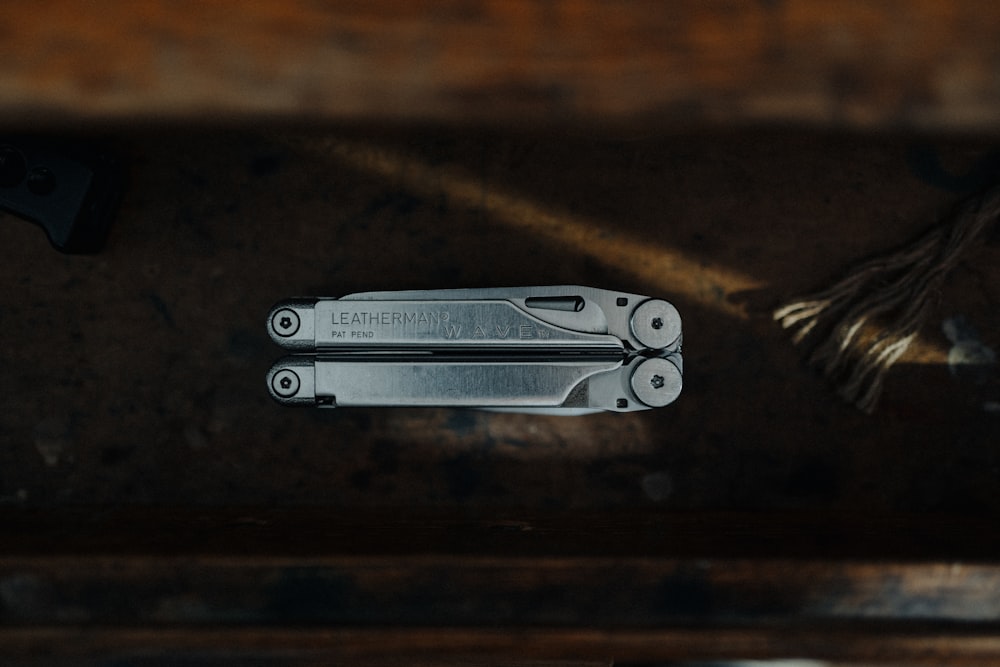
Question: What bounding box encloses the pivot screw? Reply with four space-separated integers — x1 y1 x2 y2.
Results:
271 369 300 398
629 300 681 350
271 308 300 337
630 357 683 408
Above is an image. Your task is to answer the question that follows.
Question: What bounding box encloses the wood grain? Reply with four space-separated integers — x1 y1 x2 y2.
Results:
5 626 1000 665
3 554 1000 626
2 127 999 514
4 551 1000 664
2 125 999 664
1 1 999 128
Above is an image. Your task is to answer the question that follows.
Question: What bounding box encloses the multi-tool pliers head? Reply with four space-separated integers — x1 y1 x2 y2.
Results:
266 286 682 414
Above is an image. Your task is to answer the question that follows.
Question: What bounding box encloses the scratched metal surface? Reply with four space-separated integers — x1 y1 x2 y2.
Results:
0 127 997 511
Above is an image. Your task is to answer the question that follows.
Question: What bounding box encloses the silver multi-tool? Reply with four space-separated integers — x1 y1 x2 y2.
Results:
266 286 682 414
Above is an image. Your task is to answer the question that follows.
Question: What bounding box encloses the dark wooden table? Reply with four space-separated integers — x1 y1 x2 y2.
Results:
2 3 1000 665
0 126 998 665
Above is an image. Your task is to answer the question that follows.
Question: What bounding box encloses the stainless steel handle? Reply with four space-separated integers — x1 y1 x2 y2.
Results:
265 286 683 413
267 354 681 412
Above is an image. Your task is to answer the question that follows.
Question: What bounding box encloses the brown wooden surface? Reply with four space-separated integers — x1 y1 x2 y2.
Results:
4 553 1000 626
6 626 1000 666
2 1 1000 130
1 125 1000 664
2 126 998 513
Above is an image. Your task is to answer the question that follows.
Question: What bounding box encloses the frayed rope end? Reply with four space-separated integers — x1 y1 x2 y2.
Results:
775 185 1000 413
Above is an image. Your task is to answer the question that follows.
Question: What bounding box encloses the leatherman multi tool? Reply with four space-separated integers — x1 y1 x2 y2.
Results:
266 287 682 413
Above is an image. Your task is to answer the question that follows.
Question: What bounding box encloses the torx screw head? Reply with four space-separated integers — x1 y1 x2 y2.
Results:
271 369 300 398
630 357 682 408
271 308 300 337
629 299 681 349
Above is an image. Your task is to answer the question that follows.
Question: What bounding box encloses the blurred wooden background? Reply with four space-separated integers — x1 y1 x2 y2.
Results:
2 2 1000 666
0 0 999 130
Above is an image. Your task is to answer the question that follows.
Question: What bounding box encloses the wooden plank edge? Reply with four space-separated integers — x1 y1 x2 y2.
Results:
3 625 1000 664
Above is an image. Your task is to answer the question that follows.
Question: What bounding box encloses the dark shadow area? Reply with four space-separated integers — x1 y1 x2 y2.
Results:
0 125 997 519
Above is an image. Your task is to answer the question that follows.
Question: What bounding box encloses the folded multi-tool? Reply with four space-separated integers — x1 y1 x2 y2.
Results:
266 287 682 414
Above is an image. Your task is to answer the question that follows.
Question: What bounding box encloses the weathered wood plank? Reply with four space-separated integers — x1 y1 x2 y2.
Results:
3 554 1000 626
0 1 999 129
2 127 998 515
4 626 1000 665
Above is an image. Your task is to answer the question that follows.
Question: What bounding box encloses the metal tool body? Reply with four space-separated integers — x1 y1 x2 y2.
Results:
267 286 682 413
